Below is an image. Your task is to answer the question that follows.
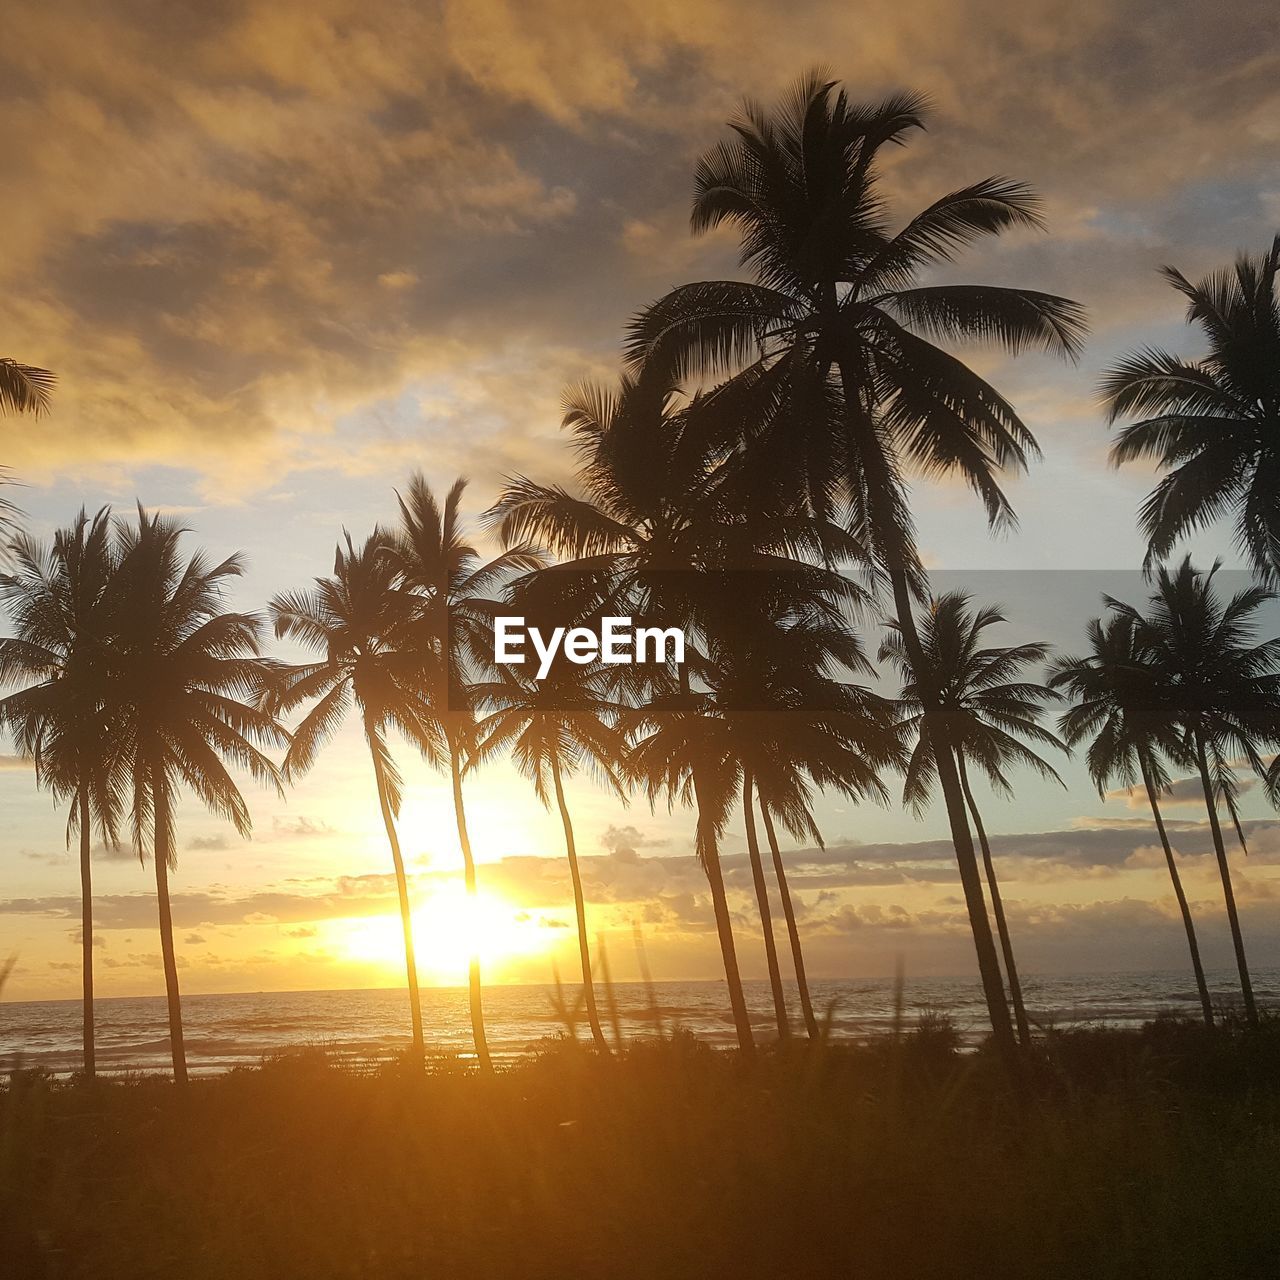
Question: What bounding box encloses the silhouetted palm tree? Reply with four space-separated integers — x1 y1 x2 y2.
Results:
881 594 1064 1046
1104 237 1280 583
627 678 755 1052
0 509 121 1076
1050 613 1214 1028
710 581 902 1039
626 71 1086 1066
0 359 54 416
112 509 286 1084
1110 558 1280 1027
473 652 627 1052
0 357 53 531
491 377 854 1056
388 474 542 1072
269 531 439 1062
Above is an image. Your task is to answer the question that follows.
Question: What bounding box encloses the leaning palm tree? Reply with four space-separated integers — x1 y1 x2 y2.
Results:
110 508 287 1084
0 509 121 1076
0 358 54 416
268 531 441 1063
387 474 542 1072
1050 613 1214 1028
627 71 1086 1066
473 647 628 1052
1110 558 1280 1028
1104 237 1280 583
880 594 1065 1046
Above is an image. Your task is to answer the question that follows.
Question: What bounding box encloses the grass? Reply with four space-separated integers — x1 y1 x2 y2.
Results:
3 1019 1280 1279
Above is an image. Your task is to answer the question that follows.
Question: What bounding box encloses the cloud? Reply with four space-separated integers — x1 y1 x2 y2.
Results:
187 834 233 852
1 0 1274 500
271 816 337 839
5 814 1276 934
600 823 669 862
1108 775 1257 810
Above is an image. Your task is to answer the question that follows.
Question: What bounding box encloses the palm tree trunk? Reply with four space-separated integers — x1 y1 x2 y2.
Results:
888 569 1019 1070
1140 755 1213 1029
368 742 425 1061
742 770 789 1039
151 771 187 1087
760 802 819 1040
449 739 492 1071
835 351 1017 1071
550 755 608 1052
1195 734 1257 1027
956 752 1032 1047
78 788 95 1079
692 771 754 1058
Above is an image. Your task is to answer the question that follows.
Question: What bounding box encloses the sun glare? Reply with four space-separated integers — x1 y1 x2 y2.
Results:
335 882 555 983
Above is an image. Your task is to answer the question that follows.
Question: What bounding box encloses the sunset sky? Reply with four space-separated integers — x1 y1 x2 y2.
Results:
3 0 1280 1002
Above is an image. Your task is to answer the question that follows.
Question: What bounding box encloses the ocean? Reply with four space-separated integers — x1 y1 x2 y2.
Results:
2 969 1275 1076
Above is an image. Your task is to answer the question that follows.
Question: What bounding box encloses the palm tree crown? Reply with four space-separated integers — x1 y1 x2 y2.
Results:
1104 237 1280 582
879 592 1064 813
627 72 1086 575
0 358 55 416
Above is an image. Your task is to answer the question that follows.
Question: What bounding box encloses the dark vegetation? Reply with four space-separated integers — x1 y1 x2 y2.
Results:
4 1020 1280 1279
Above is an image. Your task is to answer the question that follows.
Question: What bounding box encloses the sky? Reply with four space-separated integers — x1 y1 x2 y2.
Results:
2 0 1280 1002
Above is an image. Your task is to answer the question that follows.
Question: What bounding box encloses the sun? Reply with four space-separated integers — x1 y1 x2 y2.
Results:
334 881 556 984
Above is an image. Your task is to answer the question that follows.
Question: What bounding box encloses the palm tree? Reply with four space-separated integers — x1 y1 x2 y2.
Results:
1050 613 1214 1028
1110 558 1280 1028
387 474 542 1072
881 594 1064 1046
489 378 777 1057
0 358 54 416
627 677 756 1053
0 357 53 532
710 581 902 1040
1104 237 1280 583
626 71 1086 1066
111 508 287 1084
492 376 877 1055
473 647 628 1052
0 510 121 1076
268 531 440 1063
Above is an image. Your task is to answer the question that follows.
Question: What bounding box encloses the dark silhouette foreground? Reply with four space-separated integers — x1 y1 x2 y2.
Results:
3 1019 1279 1280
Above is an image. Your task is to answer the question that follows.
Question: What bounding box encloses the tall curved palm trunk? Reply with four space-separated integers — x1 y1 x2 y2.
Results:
692 773 754 1058
956 752 1031 1046
366 730 425 1060
151 770 187 1087
759 803 819 1040
1140 757 1213 1028
742 770 788 1038
1195 735 1257 1026
550 757 608 1052
448 738 492 1071
888 572 1018 1069
846 363 1019 1068
77 789 95 1077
